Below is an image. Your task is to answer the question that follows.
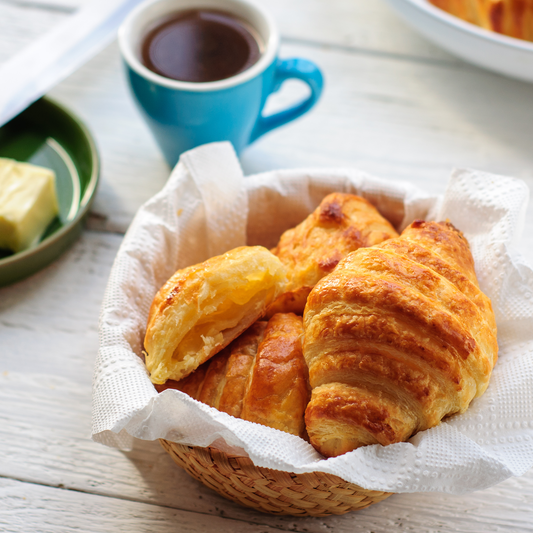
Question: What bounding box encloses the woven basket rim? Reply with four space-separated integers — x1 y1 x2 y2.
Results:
160 439 393 516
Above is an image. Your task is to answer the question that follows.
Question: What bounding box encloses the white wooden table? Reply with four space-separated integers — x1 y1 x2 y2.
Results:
1 0 533 531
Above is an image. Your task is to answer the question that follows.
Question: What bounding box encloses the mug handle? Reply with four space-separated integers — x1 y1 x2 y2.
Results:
250 58 324 143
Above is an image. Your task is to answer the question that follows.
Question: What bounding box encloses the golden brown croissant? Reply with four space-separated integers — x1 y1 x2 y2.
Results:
430 0 533 42
156 313 310 437
303 220 498 457
269 193 398 316
144 246 287 384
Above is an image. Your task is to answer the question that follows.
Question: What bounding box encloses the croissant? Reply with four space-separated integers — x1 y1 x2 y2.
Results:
430 0 533 42
156 313 310 437
303 220 498 457
269 193 398 316
144 246 287 384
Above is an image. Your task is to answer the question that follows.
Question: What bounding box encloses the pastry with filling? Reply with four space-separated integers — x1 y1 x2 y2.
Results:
303 220 498 457
269 192 398 316
144 246 287 384
156 313 310 438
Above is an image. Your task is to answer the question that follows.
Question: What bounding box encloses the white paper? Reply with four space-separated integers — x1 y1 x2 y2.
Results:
93 142 533 494
0 0 146 127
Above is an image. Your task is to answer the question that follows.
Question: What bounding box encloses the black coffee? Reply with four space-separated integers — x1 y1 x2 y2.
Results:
141 9 262 83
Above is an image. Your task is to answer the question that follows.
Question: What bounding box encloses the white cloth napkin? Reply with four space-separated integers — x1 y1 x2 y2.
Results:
0 0 145 127
93 142 533 495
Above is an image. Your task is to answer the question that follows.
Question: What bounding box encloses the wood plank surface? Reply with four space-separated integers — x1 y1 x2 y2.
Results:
0 0 459 61
0 478 286 533
268 0 458 62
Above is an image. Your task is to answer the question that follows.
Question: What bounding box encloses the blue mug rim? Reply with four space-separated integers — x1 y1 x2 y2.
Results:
118 0 280 92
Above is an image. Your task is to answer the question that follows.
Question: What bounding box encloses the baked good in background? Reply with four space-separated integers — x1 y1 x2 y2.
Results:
144 246 287 384
303 220 498 457
429 0 533 42
156 313 310 438
268 193 399 316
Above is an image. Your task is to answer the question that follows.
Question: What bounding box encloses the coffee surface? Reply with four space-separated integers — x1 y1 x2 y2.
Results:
141 9 261 83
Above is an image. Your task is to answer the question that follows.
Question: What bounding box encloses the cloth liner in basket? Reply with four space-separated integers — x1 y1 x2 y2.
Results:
93 142 533 508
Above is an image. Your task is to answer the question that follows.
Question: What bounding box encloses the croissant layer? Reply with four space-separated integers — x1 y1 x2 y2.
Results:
144 246 287 384
156 313 310 438
304 220 498 457
269 193 398 315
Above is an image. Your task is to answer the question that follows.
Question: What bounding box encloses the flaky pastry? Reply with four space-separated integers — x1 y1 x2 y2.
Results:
156 313 310 437
269 193 398 315
303 220 498 457
144 246 287 384
430 0 533 42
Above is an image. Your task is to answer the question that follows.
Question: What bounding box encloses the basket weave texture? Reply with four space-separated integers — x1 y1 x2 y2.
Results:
160 439 392 516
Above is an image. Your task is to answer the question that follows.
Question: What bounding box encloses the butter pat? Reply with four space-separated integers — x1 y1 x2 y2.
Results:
0 158 59 253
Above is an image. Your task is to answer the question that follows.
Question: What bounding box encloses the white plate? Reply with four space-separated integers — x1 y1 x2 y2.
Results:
384 0 533 83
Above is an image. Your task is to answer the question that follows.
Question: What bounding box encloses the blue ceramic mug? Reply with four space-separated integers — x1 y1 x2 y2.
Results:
118 0 324 167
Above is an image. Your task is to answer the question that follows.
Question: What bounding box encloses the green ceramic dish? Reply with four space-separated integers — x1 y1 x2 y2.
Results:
0 97 99 287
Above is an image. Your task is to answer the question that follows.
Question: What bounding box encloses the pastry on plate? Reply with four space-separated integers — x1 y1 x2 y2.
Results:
144 246 287 384
303 220 498 457
156 313 310 437
430 0 533 42
269 192 398 316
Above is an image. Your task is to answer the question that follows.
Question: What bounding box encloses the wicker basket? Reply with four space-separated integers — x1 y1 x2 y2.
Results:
160 439 392 516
